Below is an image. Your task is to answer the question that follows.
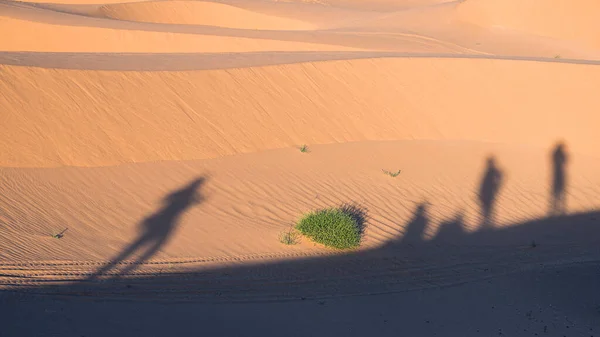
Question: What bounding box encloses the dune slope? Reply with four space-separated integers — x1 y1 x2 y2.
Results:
98 1 317 30
1 57 599 167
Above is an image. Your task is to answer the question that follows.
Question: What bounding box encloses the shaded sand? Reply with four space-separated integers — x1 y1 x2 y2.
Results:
3 263 600 336
2 0 600 335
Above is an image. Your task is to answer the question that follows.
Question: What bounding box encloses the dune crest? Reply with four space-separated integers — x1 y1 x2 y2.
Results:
98 1 317 30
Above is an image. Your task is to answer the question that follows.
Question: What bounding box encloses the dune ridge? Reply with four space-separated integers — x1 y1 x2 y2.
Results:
98 1 317 30
2 57 599 168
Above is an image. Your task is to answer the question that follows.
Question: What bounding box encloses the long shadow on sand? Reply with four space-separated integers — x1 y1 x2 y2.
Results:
87 177 206 280
2 145 599 302
10 202 600 303
2 151 600 336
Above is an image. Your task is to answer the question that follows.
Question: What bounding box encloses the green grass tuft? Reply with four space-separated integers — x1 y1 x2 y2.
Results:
382 169 401 177
279 230 301 245
295 204 366 249
299 144 309 153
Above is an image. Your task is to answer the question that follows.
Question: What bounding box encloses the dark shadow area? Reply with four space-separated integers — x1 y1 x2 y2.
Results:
340 202 368 239
7 204 598 302
87 177 205 280
399 203 429 244
2 52 600 71
550 141 568 216
3 206 599 337
478 155 504 228
432 212 466 244
2 152 600 336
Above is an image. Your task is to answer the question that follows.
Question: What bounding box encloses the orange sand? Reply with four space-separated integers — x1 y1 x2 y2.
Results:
1 1 600 334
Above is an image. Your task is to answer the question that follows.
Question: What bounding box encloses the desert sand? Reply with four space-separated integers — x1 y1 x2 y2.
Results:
1 0 600 336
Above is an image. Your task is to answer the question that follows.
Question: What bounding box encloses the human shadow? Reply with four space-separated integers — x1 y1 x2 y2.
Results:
433 212 466 244
6 143 600 332
478 156 504 228
400 203 429 244
550 141 568 216
5 207 600 337
88 177 206 279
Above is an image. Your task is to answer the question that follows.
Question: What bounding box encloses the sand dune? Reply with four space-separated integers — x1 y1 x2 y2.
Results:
0 6 361 53
0 1 486 54
2 57 600 167
457 0 600 49
2 0 600 335
98 1 316 30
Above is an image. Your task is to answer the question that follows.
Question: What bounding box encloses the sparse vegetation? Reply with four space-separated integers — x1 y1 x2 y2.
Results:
299 144 309 153
51 228 68 239
554 54 561 59
382 169 401 178
295 204 366 249
279 229 301 245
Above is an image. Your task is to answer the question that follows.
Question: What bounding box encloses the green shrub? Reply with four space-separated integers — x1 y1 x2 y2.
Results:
295 204 365 249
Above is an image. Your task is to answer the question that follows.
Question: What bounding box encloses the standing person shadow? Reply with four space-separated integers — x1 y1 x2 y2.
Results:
401 203 429 244
478 156 503 228
550 142 568 216
88 177 206 280
380 202 429 251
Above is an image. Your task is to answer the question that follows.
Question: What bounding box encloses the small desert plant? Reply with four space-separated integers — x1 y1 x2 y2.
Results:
554 54 561 59
299 144 309 153
296 204 366 249
51 228 68 239
279 229 301 245
382 169 401 178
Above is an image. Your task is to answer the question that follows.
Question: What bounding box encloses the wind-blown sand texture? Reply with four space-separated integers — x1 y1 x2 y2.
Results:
1 0 600 336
